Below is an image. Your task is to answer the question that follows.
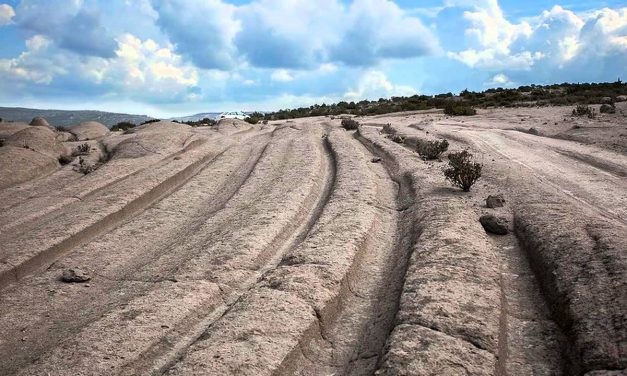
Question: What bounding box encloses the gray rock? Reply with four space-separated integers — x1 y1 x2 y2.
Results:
479 215 509 235
486 194 505 208
61 268 91 283
371 157 382 163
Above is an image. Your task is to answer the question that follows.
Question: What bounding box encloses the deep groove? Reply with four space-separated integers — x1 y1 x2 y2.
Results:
149 131 338 376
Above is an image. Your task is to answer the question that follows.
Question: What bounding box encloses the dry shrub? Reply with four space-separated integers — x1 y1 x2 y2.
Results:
416 139 449 160
444 150 482 192
341 118 360 130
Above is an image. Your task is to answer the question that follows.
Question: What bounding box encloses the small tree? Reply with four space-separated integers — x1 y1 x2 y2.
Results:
416 139 449 160
444 150 482 192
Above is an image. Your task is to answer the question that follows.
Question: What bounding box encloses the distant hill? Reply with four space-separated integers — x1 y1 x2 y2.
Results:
170 112 222 122
0 107 154 127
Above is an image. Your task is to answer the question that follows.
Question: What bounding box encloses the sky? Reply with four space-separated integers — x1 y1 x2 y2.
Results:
0 0 625 117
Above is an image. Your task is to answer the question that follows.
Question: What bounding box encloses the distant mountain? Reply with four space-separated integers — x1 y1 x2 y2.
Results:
0 107 154 128
170 112 222 122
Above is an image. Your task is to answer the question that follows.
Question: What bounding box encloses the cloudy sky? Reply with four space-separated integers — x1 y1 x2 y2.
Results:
0 0 625 117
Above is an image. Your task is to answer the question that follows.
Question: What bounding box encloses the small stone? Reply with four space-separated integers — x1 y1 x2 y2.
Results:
486 194 506 208
371 157 382 163
61 268 91 283
479 215 509 235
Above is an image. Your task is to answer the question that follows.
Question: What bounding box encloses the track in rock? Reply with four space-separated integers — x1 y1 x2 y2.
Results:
0 132 274 375
156 128 338 376
0 125 339 376
290 131 418 376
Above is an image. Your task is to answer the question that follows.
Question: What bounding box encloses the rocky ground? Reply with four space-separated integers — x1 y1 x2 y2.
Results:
0 105 625 375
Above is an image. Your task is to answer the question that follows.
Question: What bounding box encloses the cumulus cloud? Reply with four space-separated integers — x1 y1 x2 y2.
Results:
0 32 201 102
153 0 438 69
0 3 15 26
13 0 117 58
344 70 416 101
447 1 627 82
150 0 240 70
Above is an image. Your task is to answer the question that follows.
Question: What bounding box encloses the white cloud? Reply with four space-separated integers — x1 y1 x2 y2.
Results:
344 70 416 101
0 3 15 26
447 1 627 81
271 69 294 82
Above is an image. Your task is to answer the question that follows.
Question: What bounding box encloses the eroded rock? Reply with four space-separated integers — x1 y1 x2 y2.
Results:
480 214 509 235
61 268 91 283
486 194 505 208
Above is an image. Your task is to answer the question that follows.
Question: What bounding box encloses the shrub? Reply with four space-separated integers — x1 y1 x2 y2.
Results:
391 134 405 144
444 150 482 192
600 103 616 114
77 157 95 175
572 105 595 118
140 119 160 125
527 127 539 135
55 125 68 132
341 118 360 130
76 143 91 155
111 121 136 132
443 103 477 116
58 155 73 165
416 139 449 160
245 112 265 125
382 123 395 134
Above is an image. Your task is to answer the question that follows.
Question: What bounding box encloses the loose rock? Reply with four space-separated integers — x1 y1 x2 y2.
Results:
61 268 91 283
371 157 382 163
486 194 505 208
479 215 509 235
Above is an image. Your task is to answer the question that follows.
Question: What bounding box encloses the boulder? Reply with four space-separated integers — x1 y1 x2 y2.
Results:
616 95 627 102
486 194 505 208
5 126 69 159
29 117 51 128
69 121 109 141
61 268 91 283
479 215 509 235
0 122 29 139
0 146 59 189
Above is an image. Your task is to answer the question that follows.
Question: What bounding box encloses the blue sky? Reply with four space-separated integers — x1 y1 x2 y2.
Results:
0 0 625 117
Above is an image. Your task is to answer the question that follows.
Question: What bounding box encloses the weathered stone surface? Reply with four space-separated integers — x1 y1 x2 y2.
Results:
486 194 505 208
69 121 109 141
480 214 509 235
61 268 91 283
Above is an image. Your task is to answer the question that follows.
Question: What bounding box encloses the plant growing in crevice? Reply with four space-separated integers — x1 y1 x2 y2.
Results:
382 123 395 134
77 157 95 175
416 139 449 160
75 143 91 155
390 134 405 144
444 150 482 192
58 155 73 165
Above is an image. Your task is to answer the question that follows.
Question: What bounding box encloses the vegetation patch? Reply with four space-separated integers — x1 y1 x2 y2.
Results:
258 80 626 120
443 102 477 116
140 119 160 125
58 155 73 165
341 118 360 130
390 134 405 144
183 118 217 127
111 121 136 132
572 105 596 118
416 139 449 160
444 150 482 192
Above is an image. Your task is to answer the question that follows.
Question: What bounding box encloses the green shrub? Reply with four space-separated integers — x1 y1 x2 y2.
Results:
572 105 595 118
140 119 160 125
111 121 136 132
416 139 449 160
443 103 477 116
600 103 616 114
444 150 482 192
77 157 95 175
58 155 73 165
341 118 360 130
76 143 91 155
55 125 68 132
